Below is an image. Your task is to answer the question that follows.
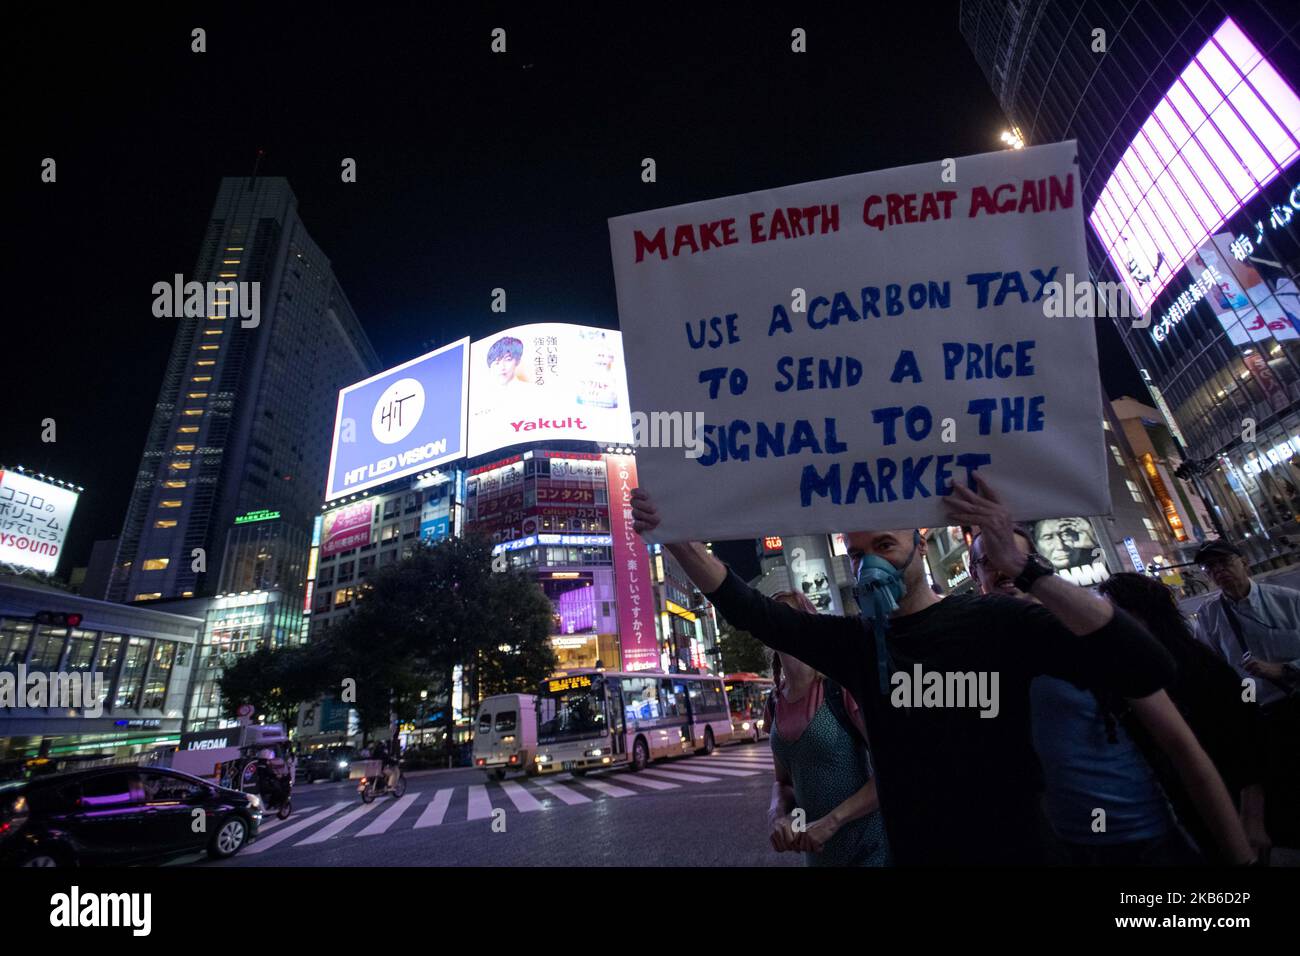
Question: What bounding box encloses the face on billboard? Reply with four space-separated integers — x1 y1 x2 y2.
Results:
468 324 634 458
1032 517 1098 570
325 338 469 500
0 470 80 574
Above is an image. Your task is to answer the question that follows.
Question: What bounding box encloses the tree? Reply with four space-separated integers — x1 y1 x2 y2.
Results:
319 535 556 749
716 620 771 675
217 642 334 731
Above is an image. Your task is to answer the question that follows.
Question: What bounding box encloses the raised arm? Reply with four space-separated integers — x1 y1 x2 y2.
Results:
631 489 865 687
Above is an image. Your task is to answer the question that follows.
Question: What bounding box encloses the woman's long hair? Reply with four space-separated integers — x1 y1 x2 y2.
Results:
1097 572 1208 691
764 587 816 723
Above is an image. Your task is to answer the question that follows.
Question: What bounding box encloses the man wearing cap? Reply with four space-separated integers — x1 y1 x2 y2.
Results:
1194 538 1300 846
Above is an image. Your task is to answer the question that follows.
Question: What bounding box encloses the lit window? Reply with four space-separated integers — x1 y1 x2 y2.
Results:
187 392 208 400
182 409 203 417
226 246 244 251
1109 445 1125 466
178 426 199 434
163 480 186 489
196 360 215 367
1142 517 1159 542
170 461 191 470
204 329 223 336
133 593 162 602
182 591 194 598
174 444 195 453
222 259 241 265
199 344 219 351
1126 479 1143 503
154 519 178 528
159 500 183 509
1102 420 1110 431
142 558 170 571
191 376 211 383
207 314 226 321
218 272 238 278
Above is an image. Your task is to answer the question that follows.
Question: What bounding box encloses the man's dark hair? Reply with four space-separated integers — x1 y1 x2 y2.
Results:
487 336 524 366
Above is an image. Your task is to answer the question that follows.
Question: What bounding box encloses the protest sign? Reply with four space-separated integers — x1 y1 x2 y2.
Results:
609 141 1109 542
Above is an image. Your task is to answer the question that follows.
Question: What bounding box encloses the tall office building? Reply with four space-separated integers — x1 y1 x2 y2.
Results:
107 177 381 604
961 1 1300 570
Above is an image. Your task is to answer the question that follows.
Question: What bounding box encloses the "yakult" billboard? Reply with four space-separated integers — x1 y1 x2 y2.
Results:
467 324 634 458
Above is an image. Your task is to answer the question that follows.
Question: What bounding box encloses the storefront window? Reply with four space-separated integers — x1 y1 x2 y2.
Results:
113 637 151 710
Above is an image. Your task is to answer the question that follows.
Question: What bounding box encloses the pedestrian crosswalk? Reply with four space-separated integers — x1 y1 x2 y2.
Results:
242 746 774 857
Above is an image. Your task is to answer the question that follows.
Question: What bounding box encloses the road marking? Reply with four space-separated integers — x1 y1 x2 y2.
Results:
616 774 679 790
637 767 722 783
466 785 494 820
295 801 378 845
499 780 544 812
413 788 454 828
534 780 592 804
673 763 762 776
357 793 421 836
245 801 348 853
580 778 638 798
257 808 318 833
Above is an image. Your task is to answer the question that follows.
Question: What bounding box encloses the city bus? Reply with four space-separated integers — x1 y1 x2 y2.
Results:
723 673 775 743
533 669 734 775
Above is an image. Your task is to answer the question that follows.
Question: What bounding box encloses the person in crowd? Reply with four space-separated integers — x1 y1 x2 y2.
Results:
971 530 1239 864
764 590 889 867
1097 572 1271 860
629 478 1257 865
1191 539 1300 848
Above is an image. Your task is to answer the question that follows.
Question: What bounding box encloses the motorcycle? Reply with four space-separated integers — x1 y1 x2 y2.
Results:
353 759 407 803
228 754 293 820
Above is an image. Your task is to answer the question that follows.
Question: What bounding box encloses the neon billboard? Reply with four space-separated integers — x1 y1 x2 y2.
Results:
1089 18 1300 316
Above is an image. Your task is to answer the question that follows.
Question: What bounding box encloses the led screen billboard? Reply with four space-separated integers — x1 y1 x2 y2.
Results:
325 338 469 500
0 470 80 574
1089 18 1300 315
467 324 634 458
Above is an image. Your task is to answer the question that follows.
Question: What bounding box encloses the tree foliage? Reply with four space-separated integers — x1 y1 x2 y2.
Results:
716 620 771 675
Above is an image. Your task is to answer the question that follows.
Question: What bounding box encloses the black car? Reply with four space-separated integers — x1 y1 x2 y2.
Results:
299 746 356 783
0 766 262 867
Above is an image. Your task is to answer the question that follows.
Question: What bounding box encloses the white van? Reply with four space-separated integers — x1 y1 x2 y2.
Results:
472 694 537 779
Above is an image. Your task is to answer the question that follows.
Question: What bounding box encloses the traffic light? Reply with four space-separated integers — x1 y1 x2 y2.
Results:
34 611 83 628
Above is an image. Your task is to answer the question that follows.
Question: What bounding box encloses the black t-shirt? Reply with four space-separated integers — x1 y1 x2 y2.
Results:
705 570 1175 865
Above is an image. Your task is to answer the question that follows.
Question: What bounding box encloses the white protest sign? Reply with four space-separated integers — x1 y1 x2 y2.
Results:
609 141 1109 542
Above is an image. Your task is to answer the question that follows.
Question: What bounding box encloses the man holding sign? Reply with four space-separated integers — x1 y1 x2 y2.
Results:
630 481 1254 866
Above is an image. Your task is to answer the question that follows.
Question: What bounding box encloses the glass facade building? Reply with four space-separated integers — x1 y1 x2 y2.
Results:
962 0 1300 570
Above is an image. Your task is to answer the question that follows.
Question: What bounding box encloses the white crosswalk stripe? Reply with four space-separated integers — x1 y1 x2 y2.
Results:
579 778 638 797
535 779 592 805
637 767 722 784
466 785 494 820
616 773 679 790
670 763 761 776
357 793 421 836
414 788 454 828
246 801 348 853
500 780 544 812
295 801 378 845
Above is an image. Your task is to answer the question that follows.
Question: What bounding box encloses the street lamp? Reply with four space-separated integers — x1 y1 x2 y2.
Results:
999 128 1025 150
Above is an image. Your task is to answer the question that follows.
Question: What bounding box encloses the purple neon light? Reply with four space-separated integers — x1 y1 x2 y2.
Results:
1089 18 1300 314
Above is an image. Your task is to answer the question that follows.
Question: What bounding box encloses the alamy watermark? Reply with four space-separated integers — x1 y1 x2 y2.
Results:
0 666 106 717
1040 273 1150 325
152 274 260 328
889 664 1000 718
630 410 706 459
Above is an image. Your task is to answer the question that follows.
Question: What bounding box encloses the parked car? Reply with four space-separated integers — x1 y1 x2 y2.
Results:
0 766 261 867
299 746 357 783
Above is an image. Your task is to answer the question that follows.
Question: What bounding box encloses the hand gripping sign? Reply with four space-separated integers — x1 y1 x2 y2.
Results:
608 142 1109 542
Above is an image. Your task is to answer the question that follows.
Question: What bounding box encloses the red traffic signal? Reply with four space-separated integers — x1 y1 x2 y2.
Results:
34 611 83 628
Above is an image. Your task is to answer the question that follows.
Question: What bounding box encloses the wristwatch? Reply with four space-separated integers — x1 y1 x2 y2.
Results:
1012 553 1055 593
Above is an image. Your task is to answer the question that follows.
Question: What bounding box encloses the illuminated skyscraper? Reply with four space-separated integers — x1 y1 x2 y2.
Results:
107 177 380 604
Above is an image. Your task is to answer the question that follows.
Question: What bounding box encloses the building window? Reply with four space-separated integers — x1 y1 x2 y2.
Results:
170 461 191 470
154 519 178 528
113 637 151 709
196 360 215 367
199 345 219 351
1125 479 1144 503
182 409 204 417
173 444 195 453
133 593 162 602
1142 517 1159 541
159 500 182 509
140 642 175 709
142 558 170 571
191 376 212 383
178 426 199 434
187 392 208 400
162 480 186 489
1109 445 1125 466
